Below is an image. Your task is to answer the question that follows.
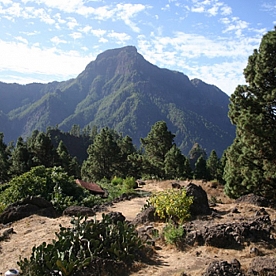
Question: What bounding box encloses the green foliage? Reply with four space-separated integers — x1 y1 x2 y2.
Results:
141 121 175 179
81 127 125 181
188 143 207 170
162 222 186 247
0 133 10 183
193 156 209 180
224 27 276 199
0 166 84 212
122 176 136 191
50 185 77 213
164 144 185 179
206 150 221 181
111 176 124 186
9 136 31 177
148 189 193 223
17 214 144 275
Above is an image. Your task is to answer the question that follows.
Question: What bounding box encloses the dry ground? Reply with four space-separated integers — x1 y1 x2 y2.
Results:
1 180 276 275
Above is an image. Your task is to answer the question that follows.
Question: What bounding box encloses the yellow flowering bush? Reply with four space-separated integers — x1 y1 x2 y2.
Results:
148 188 193 223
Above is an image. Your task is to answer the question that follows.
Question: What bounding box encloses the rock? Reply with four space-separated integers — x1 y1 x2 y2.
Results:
184 215 272 248
0 228 15 241
172 182 181 189
185 183 211 216
249 247 260 256
202 259 245 276
247 256 276 275
0 196 57 224
106 212 125 223
235 194 270 207
63 206 95 216
132 206 156 226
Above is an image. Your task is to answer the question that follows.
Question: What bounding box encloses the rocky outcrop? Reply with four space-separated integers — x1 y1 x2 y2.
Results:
202 259 245 276
0 196 57 224
236 194 270 207
247 256 276 275
185 183 212 216
185 215 272 248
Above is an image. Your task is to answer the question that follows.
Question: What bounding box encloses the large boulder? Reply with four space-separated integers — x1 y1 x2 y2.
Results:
185 183 211 216
0 196 57 224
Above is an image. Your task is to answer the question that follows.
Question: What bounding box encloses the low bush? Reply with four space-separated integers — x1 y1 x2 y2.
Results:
148 188 193 223
18 214 144 276
162 222 186 248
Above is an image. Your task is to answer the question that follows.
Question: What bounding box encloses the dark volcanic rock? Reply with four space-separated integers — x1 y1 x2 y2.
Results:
247 256 276 275
235 194 270 207
132 206 156 226
202 259 245 276
185 215 272 248
63 206 95 216
106 211 126 223
185 183 211 216
0 196 57 224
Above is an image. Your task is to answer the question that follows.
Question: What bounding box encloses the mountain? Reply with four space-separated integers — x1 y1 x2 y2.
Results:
0 46 235 156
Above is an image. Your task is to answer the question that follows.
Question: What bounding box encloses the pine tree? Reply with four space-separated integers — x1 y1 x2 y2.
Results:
81 127 122 181
9 137 31 177
224 27 276 199
141 121 175 178
27 131 59 167
0 133 10 182
188 143 207 170
206 150 220 181
193 156 209 180
164 144 185 179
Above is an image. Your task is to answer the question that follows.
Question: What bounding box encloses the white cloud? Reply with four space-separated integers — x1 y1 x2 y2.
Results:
0 39 95 80
189 0 232 17
221 5 232 15
222 17 249 36
115 3 147 33
137 30 261 95
51 36 67 45
67 16 78 29
79 25 92 34
14 36 28 44
70 32 82 39
107 31 131 44
91 29 106 37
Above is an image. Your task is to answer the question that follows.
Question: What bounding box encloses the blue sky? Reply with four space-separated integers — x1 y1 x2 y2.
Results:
0 0 275 96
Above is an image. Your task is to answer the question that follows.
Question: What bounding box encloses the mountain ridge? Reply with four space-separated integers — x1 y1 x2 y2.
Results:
0 45 235 156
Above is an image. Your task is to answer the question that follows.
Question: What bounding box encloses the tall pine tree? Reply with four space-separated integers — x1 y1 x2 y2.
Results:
141 121 175 178
224 27 276 199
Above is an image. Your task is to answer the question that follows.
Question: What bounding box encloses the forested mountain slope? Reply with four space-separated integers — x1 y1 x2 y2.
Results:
0 46 235 155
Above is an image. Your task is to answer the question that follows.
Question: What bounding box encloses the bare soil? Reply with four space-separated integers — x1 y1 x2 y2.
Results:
1 180 276 276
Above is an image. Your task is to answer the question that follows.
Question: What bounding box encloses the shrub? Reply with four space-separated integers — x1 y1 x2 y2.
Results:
148 188 193 223
163 222 186 247
111 176 123 186
18 214 144 275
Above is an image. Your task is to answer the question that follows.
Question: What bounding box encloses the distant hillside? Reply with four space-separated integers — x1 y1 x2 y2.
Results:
0 46 235 156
